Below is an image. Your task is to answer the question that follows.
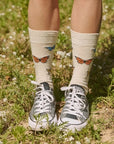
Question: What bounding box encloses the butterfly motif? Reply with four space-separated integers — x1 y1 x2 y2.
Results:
45 45 55 51
33 55 49 63
75 56 93 65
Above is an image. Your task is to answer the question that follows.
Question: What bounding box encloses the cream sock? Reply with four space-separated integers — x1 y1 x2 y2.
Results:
29 28 58 88
70 30 99 94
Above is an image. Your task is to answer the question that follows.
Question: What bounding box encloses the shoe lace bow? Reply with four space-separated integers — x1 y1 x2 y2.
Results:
31 81 54 115
61 86 86 119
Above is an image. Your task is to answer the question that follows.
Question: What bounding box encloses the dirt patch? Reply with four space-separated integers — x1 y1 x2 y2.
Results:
92 107 114 143
101 129 114 143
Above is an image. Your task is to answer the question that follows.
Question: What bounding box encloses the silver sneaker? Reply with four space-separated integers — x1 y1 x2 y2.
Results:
58 85 89 132
28 81 57 131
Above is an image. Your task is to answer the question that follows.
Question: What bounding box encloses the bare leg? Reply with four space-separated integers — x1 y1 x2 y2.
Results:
28 0 60 30
28 0 59 131
71 0 102 33
70 0 102 91
57 0 103 132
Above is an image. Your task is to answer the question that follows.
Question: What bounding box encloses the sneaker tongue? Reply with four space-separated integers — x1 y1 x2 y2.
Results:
70 84 85 94
40 82 50 90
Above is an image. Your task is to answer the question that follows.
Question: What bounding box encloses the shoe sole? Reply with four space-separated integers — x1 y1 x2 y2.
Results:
28 115 57 131
58 118 89 132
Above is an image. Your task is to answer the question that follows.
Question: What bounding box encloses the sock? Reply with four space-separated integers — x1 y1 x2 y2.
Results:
29 28 58 88
70 30 99 94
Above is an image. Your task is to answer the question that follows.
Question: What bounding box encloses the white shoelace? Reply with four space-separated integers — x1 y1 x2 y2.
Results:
31 81 54 115
61 86 86 119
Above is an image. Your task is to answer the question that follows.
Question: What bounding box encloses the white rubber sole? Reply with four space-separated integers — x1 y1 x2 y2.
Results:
58 118 89 132
28 115 57 131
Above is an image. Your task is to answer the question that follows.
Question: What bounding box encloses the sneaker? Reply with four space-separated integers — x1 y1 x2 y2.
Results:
58 85 89 132
28 81 57 131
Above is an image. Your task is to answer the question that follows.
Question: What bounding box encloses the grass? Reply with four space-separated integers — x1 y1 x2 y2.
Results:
0 0 114 143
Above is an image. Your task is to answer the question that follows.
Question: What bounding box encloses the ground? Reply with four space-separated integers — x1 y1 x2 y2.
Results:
0 0 114 144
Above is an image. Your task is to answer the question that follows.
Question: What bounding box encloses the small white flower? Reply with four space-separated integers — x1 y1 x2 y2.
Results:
3 39 6 42
59 135 63 139
10 42 14 45
17 57 21 61
12 32 16 35
0 13 5 16
103 15 106 21
9 35 13 39
0 54 6 58
21 33 24 37
0 111 6 117
66 26 70 29
104 9 108 12
29 75 33 78
21 61 25 65
2 117 7 122
13 51 16 55
8 9 12 12
68 136 74 141
11 5 15 9
3 98 7 103
12 77 16 81
52 62 56 66
59 64 62 68
68 17 71 21
61 31 65 34
98 65 102 70
57 51 66 58
63 65 66 68
66 52 71 57
105 5 108 9
21 55 24 58
101 31 104 35
76 141 81 144
84 137 90 143
2 47 6 51
0 141 3 144
23 30 26 33
69 64 72 67
65 136 74 142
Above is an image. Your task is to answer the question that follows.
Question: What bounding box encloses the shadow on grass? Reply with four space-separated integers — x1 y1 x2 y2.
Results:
88 50 114 112
53 45 114 115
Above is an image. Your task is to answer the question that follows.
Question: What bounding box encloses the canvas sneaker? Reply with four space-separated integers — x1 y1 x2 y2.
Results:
28 81 57 131
58 85 89 132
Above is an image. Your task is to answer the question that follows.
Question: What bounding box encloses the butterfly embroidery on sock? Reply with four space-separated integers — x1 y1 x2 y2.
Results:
75 56 93 65
45 45 55 51
33 55 49 63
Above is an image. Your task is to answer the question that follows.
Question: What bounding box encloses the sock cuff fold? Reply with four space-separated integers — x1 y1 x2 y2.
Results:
71 29 99 46
28 27 58 43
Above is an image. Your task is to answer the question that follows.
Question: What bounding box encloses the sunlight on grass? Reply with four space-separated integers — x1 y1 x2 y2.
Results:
0 0 114 143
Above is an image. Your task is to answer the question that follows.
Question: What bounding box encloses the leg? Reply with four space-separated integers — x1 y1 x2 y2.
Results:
28 0 60 131
71 0 102 33
58 0 102 132
28 0 60 30
70 0 102 91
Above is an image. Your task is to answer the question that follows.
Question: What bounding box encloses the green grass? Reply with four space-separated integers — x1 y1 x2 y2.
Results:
0 0 114 143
